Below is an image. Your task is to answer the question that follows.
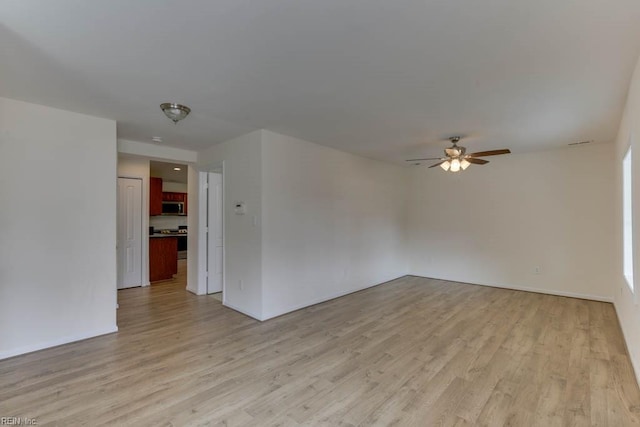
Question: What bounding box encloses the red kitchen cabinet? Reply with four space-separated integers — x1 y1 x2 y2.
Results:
150 177 163 216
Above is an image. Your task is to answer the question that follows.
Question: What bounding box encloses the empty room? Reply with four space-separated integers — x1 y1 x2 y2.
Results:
2 1 640 425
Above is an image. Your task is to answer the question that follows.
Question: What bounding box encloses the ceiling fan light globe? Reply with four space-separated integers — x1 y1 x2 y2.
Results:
460 159 471 170
450 158 461 172
440 160 451 171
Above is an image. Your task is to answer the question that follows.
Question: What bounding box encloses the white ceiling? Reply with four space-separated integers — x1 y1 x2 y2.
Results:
150 160 188 184
2 1 640 163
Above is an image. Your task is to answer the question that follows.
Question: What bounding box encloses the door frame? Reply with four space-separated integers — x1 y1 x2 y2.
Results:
198 162 225 299
117 177 144 289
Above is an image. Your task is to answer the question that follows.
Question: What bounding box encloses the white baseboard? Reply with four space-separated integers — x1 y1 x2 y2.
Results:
261 275 406 321
186 286 202 295
0 326 118 361
612 301 640 388
409 274 614 303
223 302 264 321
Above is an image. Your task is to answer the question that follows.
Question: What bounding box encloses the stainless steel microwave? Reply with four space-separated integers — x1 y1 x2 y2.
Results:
162 201 185 215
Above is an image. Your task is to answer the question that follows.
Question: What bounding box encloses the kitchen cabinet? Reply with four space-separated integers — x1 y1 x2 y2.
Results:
149 236 178 282
163 192 185 201
150 177 163 216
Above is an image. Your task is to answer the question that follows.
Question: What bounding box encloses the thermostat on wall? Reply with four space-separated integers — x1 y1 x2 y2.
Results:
234 202 246 215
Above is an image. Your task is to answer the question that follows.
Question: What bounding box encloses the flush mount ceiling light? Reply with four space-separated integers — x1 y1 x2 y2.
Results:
173 167 181 171
160 103 191 124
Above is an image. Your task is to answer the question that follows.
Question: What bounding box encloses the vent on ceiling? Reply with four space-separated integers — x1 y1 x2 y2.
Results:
568 140 593 146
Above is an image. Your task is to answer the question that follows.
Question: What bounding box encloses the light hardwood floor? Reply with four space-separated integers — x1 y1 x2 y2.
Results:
2 262 640 426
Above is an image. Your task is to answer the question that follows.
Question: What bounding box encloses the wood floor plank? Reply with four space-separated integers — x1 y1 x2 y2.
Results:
1 262 640 426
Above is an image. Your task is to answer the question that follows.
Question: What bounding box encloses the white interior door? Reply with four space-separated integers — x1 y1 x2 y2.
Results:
117 177 143 289
207 172 223 294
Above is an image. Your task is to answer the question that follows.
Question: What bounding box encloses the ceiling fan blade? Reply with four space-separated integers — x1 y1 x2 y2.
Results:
466 157 489 165
428 160 446 168
467 149 511 157
405 157 442 162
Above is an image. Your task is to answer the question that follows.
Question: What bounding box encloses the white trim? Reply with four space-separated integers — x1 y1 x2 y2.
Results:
116 177 145 290
409 274 614 303
613 301 640 388
0 326 118 361
223 302 264 321
623 145 634 294
117 174 149 289
117 139 197 163
198 171 208 295
198 165 225 297
186 285 205 295
261 275 405 321
257 273 613 321
220 164 227 304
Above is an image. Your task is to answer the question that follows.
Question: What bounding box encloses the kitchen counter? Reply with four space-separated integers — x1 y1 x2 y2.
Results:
150 233 188 254
150 233 187 238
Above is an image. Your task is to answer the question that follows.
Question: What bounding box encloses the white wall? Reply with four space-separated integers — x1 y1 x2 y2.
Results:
0 97 118 359
162 181 188 193
260 131 409 319
149 216 188 230
117 154 150 286
613 54 640 385
198 131 264 318
197 130 409 320
118 139 197 163
187 165 201 295
407 143 616 301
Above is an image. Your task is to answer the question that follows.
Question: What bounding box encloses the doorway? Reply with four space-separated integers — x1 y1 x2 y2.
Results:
117 177 143 289
200 170 224 297
149 160 189 285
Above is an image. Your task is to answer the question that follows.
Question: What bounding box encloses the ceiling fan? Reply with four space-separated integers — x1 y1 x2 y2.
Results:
406 136 511 172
